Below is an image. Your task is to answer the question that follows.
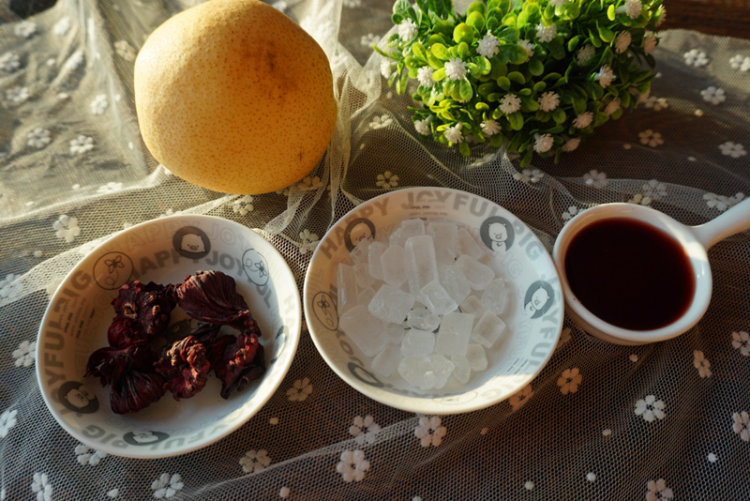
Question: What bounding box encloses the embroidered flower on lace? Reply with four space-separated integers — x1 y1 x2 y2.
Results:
509 384 533 411
14 21 37 39
583 169 608 188
729 54 750 72
151 473 184 499
398 18 418 42
54 17 71 36
417 66 434 87
627 193 653 206
577 44 595 65
12 340 36 367
534 133 554 153
538 91 560 112
614 31 632 54
75 444 107 466
286 377 313 402
360 33 379 47
376 170 399 190
634 395 666 422
0 273 21 301
557 367 582 394
0 409 18 438
731 330 750 356
97 182 123 194
240 449 271 473
638 129 663 147
114 40 137 61
700 86 726 105
595 65 616 88
65 49 85 71
512 168 544 184
349 415 381 445
684 49 709 68
477 32 499 58
370 114 392 130
499 93 521 114
53 214 81 243
642 179 667 199
279 486 291 498
6 86 29 104
718 141 746 158
535 23 557 43
692 350 712 378
443 123 463 144
414 415 447 447
231 195 255 215
27 128 51 149
444 57 467 81
31 472 52 501
732 411 750 441
561 206 581 222
644 96 669 111
106 488 120 498
646 479 674 501
336 449 370 482
70 135 95 154
0 52 20 72
91 94 109 115
703 192 744 211
298 229 319 255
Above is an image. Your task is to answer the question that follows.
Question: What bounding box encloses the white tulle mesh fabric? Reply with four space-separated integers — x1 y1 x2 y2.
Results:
1 0 749 499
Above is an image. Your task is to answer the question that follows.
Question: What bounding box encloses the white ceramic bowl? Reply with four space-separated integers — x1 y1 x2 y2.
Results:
36 215 301 458
303 187 563 414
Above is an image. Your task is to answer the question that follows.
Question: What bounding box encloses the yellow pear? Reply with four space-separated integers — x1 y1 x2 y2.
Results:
134 0 337 194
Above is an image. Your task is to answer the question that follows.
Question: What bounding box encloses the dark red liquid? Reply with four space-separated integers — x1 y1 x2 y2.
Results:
564 218 696 331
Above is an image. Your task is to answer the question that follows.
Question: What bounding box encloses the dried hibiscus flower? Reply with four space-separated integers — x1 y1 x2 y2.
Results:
175 271 251 330
109 369 166 414
209 331 265 399
112 280 176 336
154 335 211 400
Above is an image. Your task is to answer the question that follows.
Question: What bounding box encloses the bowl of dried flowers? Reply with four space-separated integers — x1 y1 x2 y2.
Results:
376 0 664 166
36 215 301 458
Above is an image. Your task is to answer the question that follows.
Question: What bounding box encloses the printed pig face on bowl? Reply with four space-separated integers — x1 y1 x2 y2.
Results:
304 187 563 414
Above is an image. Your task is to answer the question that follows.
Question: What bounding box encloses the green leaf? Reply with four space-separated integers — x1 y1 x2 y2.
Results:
548 38 566 60
467 0 486 16
475 101 490 111
488 92 502 102
520 149 533 167
478 82 495 96
496 76 511 90
458 78 474 101
518 87 532 97
453 23 476 45
466 11 485 33
597 22 614 43
508 71 525 84
607 4 616 20
528 58 544 76
533 80 547 92
411 42 427 61
567 35 581 52
508 112 524 131
456 41 471 59
572 97 587 114
432 67 447 81
459 141 471 156
521 96 540 112
508 45 529 65
474 56 492 75
431 43 450 61
490 61 508 79
552 109 567 124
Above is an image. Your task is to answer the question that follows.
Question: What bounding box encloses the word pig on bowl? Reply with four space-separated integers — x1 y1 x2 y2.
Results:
36 215 301 458
304 187 563 414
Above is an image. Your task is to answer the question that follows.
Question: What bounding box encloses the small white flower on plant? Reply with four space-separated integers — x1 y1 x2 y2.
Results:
638 129 663 147
6 86 29 104
75 444 107 466
417 66 434 87
577 45 595 65
90 94 109 115
380 58 394 79
477 31 499 58
414 415 447 447
398 18 418 42
583 169 608 188
444 57 467 81
70 135 95 154
31 472 52 501
700 86 726 105
499 93 521 114
731 330 750 356
239 449 271 473
0 409 18 437
480 119 501 137
518 39 534 60
443 123 463 144
414 116 431 136
349 415 381 445
732 411 750 441
634 394 666 422
692 350 712 378
12 340 36 367
376 170 399 189
604 98 621 115
718 141 747 158
286 377 313 401
0 52 20 72
643 31 657 55
623 0 642 19
533 133 554 153
556 367 582 394
14 20 37 39
573 112 593 129
336 449 370 482
562 137 580 152
595 65 616 88
615 31 632 54
646 478 674 501
538 91 560 112
535 23 557 43
151 473 184 498
53 214 81 243
684 49 709 68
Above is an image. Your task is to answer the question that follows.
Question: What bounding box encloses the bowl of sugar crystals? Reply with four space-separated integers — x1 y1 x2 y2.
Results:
304 187 563 414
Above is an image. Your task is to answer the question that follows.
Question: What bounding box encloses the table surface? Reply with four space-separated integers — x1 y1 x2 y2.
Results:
1 0 750 499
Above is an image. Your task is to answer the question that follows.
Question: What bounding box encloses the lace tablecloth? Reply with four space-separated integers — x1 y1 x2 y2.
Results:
2 0 749 499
